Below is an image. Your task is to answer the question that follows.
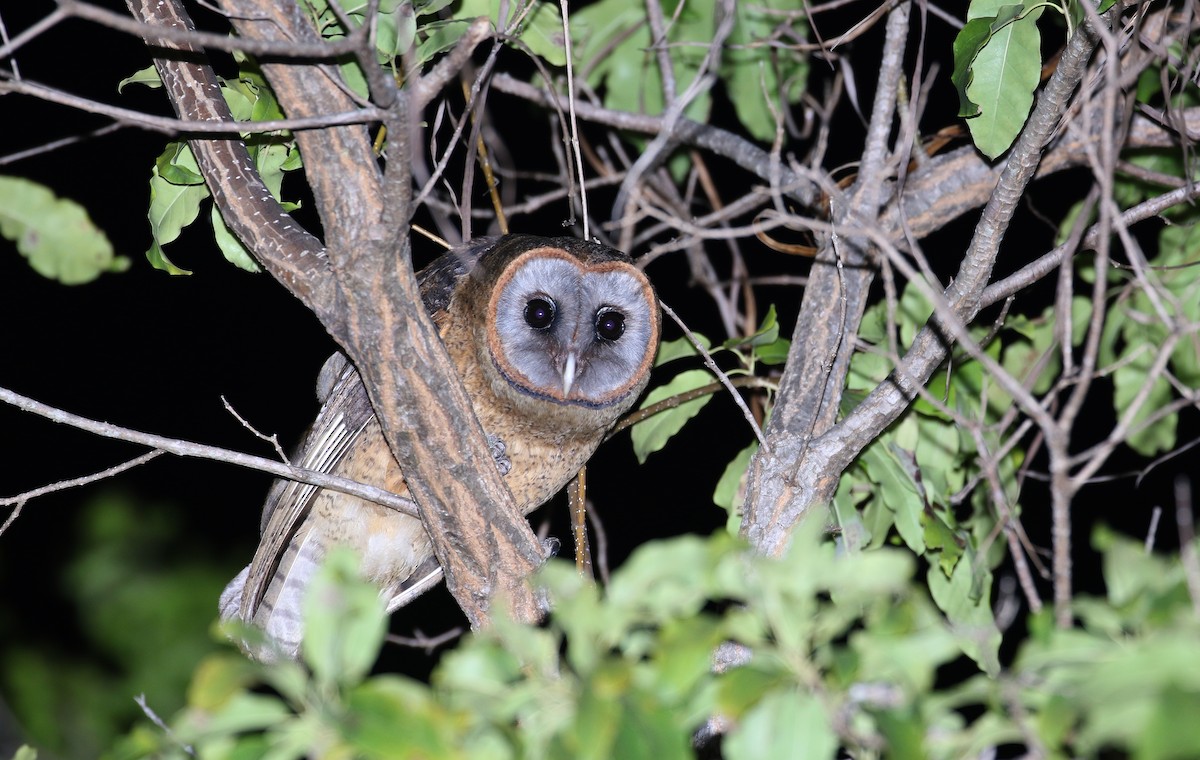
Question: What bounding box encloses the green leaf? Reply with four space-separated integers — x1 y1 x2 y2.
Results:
145 165 207 274
714 443 757 533
927 555 1001 676
723 304 779 350
630 370 716 463
415 18 472 64
145 240 192 276
301 547 387 689
722 1 809 142
514 0 566 67
456 0 566 66
573 0 714 126
10 746 37 760
713 443 756 512
654 334 712 367
220 79 255 122
830 477 872 552
861 442 926 555
118 65 162 93
1113 350 1176 456
720 304 791 365
725 689 837 760
344 677 459 759
923 512 964 578
962 4 1045 158
211 201 262 273
374 1 416 60
177 692 292 738
155 142 204 186
0 176 129 284
187 654 260 711
1138 687 1200 760
755 337 790 366
605 533 739 625
951 17 994 119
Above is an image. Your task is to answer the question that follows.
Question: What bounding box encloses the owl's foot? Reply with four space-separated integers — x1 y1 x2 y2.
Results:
487 433 512 476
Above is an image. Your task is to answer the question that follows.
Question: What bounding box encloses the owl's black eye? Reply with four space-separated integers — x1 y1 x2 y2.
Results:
595 309 626 341
524 297 556 330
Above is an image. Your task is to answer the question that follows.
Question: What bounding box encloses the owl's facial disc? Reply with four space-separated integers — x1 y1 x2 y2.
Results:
488 248 659 408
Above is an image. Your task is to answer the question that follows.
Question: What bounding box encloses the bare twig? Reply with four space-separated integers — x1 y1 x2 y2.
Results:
1145 505 1162 553
0 384 419 517
220 396 288 462
559 0 590 237
386 626 465 654
134 694 195 757
1 451 163 508
659 301 769 450
0 78 385 135
0 504 23 539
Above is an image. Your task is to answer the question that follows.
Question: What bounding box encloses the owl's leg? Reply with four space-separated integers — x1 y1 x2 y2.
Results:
487 433 512 476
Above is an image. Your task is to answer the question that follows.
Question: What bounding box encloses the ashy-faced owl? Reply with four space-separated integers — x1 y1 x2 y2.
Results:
220 234 660 660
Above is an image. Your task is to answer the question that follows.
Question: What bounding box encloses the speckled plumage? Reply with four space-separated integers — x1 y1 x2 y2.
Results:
220 235 660 660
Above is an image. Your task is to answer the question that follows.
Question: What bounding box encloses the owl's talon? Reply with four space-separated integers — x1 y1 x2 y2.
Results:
487 433 512 476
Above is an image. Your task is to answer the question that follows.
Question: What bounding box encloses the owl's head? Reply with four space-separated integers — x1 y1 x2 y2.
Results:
467 236 660 417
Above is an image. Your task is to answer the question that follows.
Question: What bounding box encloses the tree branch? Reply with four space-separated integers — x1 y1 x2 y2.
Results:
817 20 1101 526
128 0 547 627
741 0 911 556
0 78 386 135
0 384 419 517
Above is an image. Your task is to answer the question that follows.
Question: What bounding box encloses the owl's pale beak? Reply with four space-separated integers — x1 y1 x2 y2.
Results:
561 352 578 397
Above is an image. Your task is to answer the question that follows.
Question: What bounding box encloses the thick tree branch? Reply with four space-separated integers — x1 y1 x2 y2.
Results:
742 0 911 555
807 20 1102 538
128 0 546 626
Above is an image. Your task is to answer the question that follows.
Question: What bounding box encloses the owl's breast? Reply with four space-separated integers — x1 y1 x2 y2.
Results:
470 384 604 512
436 320 603 511
313 421 433 587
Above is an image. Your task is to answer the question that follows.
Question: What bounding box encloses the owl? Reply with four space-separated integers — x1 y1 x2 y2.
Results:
220 234 660 660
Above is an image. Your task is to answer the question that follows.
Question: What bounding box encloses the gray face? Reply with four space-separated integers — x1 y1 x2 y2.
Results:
487 249 659 408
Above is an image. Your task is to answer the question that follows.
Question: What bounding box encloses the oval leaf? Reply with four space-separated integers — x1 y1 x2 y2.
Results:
630 369 716 463
0 176 128 284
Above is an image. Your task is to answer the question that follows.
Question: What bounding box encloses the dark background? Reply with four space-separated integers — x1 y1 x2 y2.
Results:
1 1 1194 756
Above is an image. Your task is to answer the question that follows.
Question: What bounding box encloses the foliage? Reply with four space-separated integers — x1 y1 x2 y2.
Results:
124 65 301 275
0 176 129 284
0 494 228 758
953 0 1045 158
82 523 1200 760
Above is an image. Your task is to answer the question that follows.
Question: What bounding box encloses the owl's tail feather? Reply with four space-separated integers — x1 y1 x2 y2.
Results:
218 525 323 663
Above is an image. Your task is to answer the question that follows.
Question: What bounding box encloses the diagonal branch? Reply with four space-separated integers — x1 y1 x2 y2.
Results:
127 0 546 626
742 0 911 555
126 0 332 310
0 385 419 516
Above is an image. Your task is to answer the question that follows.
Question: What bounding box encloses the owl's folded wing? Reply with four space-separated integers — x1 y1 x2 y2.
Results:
238 355 377 621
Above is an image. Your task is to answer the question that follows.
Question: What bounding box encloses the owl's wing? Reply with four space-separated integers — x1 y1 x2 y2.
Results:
417 235 501 317
239 355 378 620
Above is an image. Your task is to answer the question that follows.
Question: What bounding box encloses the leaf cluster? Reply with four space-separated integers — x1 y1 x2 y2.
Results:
65 516 1200 760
